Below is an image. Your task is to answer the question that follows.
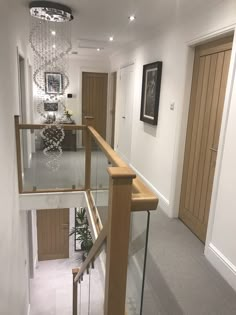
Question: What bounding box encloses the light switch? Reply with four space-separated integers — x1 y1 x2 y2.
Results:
170 102 175 111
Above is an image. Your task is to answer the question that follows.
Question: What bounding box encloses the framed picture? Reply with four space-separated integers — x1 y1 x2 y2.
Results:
140 61 162 125
45 72 63 94
44 102 58 111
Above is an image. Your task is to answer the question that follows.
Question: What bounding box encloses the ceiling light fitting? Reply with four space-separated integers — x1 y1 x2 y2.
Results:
29 1 73 171
109 36 114 42
29 1 74 22
129 15 136 21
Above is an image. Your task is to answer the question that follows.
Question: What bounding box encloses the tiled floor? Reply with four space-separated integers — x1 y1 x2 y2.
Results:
30 255 105 315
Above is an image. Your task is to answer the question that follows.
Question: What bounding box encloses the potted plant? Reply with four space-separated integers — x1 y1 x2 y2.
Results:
64 108 73 122
70 207 93 261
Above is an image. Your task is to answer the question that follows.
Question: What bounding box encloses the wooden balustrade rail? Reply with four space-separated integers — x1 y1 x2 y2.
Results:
88 126 158 212
74 223 108 283
17 123 86 130
72 268 79 315
15 115 159 214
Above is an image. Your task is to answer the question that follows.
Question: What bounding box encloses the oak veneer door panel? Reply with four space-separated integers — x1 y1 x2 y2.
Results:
37 208 69 261
179 37 232 242
82 72 108 138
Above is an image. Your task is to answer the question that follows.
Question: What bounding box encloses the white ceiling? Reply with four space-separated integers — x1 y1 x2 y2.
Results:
28 0 221 57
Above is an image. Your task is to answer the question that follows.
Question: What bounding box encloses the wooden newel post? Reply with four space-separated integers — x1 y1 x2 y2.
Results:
84 116 94 190
104 167 136 315
72 268 79 315
85 116 95 128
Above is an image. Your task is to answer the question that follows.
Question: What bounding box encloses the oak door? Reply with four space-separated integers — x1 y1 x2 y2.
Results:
179 36 232 242
82 72 108 139
37 208 69 261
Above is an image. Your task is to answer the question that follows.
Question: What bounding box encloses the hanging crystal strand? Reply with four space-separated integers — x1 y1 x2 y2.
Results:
30 13 72 171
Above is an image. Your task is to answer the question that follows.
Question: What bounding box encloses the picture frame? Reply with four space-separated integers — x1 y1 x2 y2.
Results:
44 102 58 111
140 61 162 125
45 72 63 94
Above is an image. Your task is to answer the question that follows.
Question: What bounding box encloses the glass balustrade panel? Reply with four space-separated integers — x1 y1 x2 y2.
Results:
90 137 110 228
20 128 85 191
78 272 90 315
88 243 106 315
126 211 150 315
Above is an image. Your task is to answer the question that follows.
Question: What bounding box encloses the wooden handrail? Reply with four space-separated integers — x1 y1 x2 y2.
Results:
88 126 127 167
72 268 79 315
17 123 86 130
88 126 158 211
74 223 108 283
15 116 158 212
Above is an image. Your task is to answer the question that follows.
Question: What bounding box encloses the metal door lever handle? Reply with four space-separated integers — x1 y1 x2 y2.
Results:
210 147 218 152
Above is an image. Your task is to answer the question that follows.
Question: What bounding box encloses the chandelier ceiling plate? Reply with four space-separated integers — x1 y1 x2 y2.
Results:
29 1 73 22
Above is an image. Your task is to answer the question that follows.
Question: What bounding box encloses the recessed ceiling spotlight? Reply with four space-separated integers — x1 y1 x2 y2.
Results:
52 44 56 49
128 15 136 22
51 30 56 36
97 48 101 51
109 36 114 42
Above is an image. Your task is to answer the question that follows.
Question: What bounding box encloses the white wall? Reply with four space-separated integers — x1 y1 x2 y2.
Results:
0 2 32 314
111 27 195 214
110 0 236 290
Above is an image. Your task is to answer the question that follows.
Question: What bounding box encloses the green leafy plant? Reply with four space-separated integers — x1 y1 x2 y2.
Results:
70 207 93 260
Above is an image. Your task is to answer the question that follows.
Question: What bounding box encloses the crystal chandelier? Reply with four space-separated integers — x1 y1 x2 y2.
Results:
29 1 73 171
29 1 73 22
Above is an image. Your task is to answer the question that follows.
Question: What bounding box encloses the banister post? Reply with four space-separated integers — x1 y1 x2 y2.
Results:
104 167 136 315
14 115 23 193
84 116 94 190
72 268 79 315
85 116 95 128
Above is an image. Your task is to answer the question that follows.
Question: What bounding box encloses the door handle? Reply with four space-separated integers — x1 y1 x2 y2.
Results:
122 116 126 119
61 223 69 230
210 147 218 152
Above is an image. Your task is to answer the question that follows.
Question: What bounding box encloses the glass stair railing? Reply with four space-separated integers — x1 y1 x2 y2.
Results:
15 115 159 315
72 210 151 315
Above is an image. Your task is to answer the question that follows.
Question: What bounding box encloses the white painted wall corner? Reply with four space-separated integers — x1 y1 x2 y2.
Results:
205 243 236 291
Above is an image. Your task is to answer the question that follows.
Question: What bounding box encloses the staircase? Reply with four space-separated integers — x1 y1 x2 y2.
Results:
15 115 158 315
